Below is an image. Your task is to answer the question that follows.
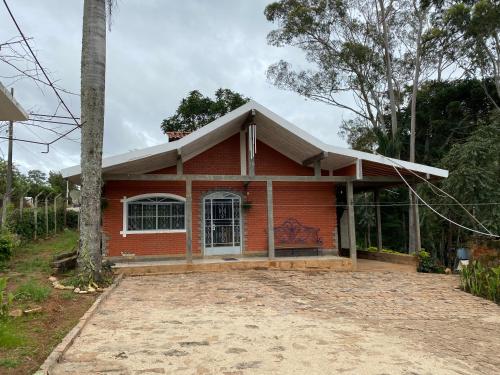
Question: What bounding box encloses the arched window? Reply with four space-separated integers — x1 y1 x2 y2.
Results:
121 194 185 235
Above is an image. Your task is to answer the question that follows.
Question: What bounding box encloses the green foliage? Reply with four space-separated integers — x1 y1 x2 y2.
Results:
439 112 500 234
437 0 500 99
0 230 17 263
161 89 249 134
0 357 20 368
15 279 51 303
15 258 51 274
417 250 445 273
0 277 14 319
0 320 24 349
461 260 500 303
5 207 78 241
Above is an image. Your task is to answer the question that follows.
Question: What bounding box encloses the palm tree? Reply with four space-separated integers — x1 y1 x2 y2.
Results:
79 0 113 282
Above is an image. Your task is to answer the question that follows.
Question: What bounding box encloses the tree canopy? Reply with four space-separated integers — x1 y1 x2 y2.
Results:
161 89 250 134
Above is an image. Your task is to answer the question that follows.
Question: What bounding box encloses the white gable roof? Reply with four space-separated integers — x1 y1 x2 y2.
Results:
61 100 448 181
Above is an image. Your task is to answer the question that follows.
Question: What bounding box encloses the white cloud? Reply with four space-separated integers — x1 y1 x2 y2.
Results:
0 0 349 174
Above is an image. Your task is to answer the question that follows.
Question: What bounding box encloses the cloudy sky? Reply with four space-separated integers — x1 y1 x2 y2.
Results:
0 0 351 175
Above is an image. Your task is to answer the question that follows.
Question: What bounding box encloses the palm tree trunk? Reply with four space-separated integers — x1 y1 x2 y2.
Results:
79 0 107 282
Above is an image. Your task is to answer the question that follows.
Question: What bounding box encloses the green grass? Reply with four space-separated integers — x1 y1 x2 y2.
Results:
15 257 52 274
60 290 76 301
12 229 78 257
0 320 25 349
15 279 51 303
0 357 20 368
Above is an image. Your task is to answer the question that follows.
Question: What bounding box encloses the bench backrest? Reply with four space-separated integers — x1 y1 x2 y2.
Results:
274 218 323 247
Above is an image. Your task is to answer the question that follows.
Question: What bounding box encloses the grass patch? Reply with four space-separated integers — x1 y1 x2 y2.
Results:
15 257 51 274
15 279 51 303
60 290 76 301
0 230 99 374
0 320 25 349
0 357 20 368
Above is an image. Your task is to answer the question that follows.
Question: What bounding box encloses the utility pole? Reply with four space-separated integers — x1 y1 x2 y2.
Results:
1 88 14 228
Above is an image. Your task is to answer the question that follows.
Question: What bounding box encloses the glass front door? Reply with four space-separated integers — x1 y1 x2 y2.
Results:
204 193 241 255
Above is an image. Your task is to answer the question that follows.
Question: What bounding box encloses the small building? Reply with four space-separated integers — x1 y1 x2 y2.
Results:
62 101 447 266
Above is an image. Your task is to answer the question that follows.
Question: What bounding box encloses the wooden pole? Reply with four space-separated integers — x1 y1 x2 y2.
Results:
185 179 192 263
267 180 275 259
346 181 357 268
45 196 49 238
45 193 52 238
54 193 62 234
64 180 69 228
19 195 24 218
34 192 42 240
375 189 382 251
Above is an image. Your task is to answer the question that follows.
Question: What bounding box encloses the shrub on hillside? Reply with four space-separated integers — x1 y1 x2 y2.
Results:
417 250 444 273
0 230 18 263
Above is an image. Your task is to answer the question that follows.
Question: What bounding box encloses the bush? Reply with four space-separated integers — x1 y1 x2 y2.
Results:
15 279 51 303
417 250 444 273
461 260 500 303
0 277 14 319
0 230 18 263
5 207 78 241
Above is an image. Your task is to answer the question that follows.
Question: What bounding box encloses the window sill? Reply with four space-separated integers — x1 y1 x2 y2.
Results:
120 229 186 237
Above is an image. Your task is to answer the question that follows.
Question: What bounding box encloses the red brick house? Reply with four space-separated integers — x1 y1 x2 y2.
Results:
62 101 448 265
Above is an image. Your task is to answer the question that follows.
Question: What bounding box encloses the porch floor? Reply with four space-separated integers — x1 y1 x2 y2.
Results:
112 255 353 276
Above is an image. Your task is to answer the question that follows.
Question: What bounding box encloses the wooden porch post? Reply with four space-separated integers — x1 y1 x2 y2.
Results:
267 180 275 259
375 189 382 251
346 181 357 268
185 179 193 263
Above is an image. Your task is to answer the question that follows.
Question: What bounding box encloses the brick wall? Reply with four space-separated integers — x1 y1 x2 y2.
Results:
102 135 337 257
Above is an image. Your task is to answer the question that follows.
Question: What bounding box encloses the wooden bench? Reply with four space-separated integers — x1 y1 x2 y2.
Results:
274 218 323 257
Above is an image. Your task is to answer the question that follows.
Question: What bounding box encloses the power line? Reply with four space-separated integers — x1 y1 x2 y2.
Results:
29 113 80 120
2 0 81 128
390 164 498 238
380 154 495 236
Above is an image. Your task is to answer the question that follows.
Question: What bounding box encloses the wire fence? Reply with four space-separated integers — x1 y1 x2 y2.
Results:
2 200 78 241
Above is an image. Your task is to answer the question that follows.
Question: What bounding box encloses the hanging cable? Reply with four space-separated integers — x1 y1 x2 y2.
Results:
390 164 498 238
380 154 494 235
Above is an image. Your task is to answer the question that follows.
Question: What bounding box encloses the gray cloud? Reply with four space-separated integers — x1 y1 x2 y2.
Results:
0 0 349 174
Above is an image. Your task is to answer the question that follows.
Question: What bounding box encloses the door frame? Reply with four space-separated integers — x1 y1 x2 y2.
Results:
202 191 243 256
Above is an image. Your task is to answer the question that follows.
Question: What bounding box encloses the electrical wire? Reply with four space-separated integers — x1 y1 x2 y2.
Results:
2 0 80 128
390 164 498 237
380 154 494 235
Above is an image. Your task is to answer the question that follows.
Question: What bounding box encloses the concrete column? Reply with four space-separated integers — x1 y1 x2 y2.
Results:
266 180 275 259
176 151 183 175
346 181 357 268
185 179 193 263
314 160 321 177
375 189 382 252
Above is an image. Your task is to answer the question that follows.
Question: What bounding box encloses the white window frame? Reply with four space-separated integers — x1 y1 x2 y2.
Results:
120 193 186 237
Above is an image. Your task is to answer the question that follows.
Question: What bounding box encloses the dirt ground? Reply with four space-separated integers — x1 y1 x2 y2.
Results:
51 263 500 375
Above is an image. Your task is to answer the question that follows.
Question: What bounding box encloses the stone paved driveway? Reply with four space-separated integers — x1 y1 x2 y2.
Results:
52 266 500 375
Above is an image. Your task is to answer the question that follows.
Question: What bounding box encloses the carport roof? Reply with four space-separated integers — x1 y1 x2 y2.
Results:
0 82 28 121
61 100 448 182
